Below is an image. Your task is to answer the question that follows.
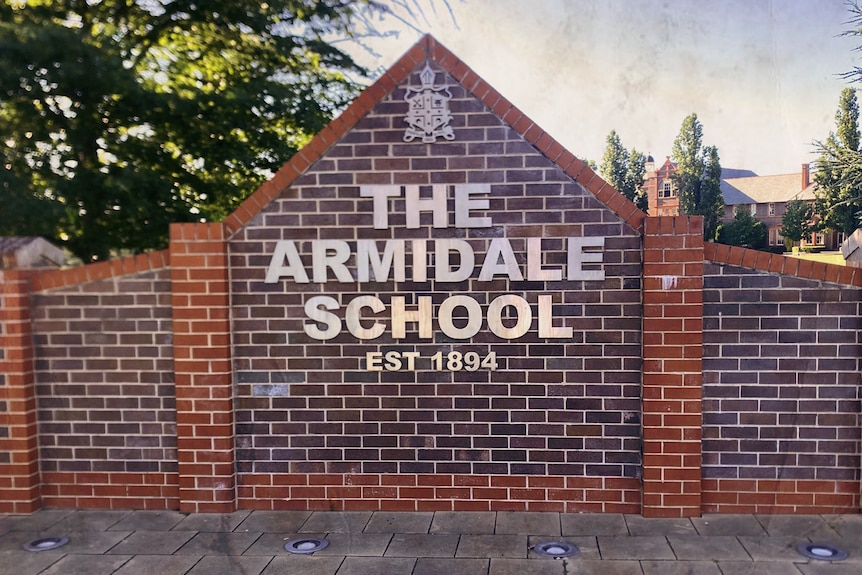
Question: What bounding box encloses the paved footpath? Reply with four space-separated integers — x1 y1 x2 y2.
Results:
1 510 861 575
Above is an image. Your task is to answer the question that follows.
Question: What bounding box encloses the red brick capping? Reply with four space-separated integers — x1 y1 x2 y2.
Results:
170 222 236 513
30 249 169 293
223 34 645 238
642 216 704 518
237 474 641 513
705 243 862 287
0 269 41 513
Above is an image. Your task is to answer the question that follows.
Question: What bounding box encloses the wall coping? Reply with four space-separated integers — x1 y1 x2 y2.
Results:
705 243 862 288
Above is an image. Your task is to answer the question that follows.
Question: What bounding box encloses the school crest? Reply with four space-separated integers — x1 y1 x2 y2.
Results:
403 63 455 143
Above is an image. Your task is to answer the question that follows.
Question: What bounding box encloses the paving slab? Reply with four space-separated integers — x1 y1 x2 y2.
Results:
558 559 642 575
312 532 392 556
717 561 805 575
755 515 841 539
261 554 344 575
185 554 273 575
235 510 312 533
108 511 186 531
335 556 416 575
597 536 675 560
175 531 262 556
53 530 131 554
412 557 490 575
112 554 203 575
738 536 808 562
667 535 750 561
822 514 862 539
456 534 528 558
50 510 131 532
107 530 196 555
494 512 560 536
488 557 566 575
384 533 459 557
0 550 64 575
640 560 723 574
796 563 862 575
690 514 767 536
0 509 74 532
301 512 372 533
364 511 434 534
561 513 628 536
172 510 251 533
108 510 187 532
431 512 496 535
36 553 132 575
624 514 696 536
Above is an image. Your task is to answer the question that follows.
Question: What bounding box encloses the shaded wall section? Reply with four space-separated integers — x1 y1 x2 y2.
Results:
30 264 178 509
702 256 862 513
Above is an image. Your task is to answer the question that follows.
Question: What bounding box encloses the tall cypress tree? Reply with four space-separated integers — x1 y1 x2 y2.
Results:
599 130 648 211
814 87 862 236
671 113 724 240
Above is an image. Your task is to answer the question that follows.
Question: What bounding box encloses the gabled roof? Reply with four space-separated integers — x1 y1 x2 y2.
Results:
720 173 815 205
223 34 644 236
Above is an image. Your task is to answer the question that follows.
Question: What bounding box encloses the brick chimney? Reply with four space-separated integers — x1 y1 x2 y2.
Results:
802 163 810 189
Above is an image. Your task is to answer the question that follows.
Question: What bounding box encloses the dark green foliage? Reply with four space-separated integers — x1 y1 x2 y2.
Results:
670 114 724 240
780 199 814 249
718 205 767 249
599 130 648 211
1 0 369 260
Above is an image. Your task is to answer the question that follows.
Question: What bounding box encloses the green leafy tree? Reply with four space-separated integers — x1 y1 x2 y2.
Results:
718 205 767 249
671 113 724 240
780 199 814 250
814 87 862 236
599 130 648 211
0 0 374 261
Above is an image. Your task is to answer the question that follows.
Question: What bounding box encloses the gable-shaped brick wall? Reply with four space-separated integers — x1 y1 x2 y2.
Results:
229 55 645 513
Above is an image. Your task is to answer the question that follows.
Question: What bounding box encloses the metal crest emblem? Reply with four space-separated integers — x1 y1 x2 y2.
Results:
403 63 455 143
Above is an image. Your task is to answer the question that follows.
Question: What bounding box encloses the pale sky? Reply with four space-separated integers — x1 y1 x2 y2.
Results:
343 0 861 176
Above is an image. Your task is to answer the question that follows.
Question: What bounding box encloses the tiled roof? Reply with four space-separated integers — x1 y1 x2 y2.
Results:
720 173 815 205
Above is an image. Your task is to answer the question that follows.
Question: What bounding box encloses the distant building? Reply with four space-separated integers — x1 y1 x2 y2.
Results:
643 160 841 250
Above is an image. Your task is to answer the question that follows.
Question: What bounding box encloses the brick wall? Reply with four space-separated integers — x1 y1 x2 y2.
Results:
228 56 645 512
29 261 178 509
2 35 862 516
702 255 862 513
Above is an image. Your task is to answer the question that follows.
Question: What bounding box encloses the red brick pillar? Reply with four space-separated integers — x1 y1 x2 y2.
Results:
170 222 236 512
0 269 41 513
642 216 704 517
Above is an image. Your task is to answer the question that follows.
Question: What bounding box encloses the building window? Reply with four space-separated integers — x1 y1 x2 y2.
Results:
768 203 775 216
660 181 673 198
815 233 825 245
749 204 756 216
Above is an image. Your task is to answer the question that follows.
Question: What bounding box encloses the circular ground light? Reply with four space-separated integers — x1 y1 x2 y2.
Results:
23 536 70 552
797 543 848 562
532 541 579 558
284 538 329 554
